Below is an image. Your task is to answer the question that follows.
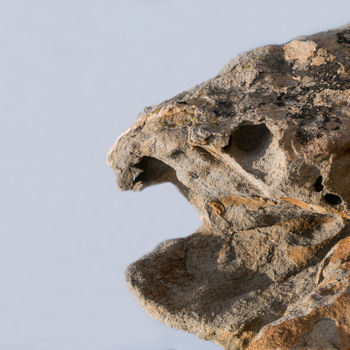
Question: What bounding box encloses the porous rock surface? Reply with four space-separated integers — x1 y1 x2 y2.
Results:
108 24 350 349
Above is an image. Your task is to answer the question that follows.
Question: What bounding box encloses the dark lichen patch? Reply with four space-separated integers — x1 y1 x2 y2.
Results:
276 92 286 106
299 105 334 125
213 100 235 118
293 112 340 146
286 112 304 120
188 171 199 179
205 85 239 101
298 61 350 91
287 103 339 141
277 86 308 105
337 30 350 45
239 90 280 114
295 130 311 146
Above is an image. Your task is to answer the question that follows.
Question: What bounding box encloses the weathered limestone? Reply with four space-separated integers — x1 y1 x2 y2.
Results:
108 23 350 349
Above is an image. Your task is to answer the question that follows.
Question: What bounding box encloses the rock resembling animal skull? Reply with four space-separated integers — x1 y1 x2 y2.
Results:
108 24 350 350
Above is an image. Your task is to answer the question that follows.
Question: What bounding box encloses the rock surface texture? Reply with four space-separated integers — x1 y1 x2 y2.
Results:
108 24 350 349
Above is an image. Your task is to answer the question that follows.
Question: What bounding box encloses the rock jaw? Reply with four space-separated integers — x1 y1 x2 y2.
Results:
108 23 350 350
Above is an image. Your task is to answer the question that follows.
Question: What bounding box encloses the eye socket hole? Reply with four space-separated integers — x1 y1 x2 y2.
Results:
314 176 324 192
324 193 342 205
232 123 271 152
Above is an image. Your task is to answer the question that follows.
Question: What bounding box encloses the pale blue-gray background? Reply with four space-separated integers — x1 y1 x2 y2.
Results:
0 1 349 349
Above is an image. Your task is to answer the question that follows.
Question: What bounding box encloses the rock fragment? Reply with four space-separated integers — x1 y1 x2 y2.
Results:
108 23 350 349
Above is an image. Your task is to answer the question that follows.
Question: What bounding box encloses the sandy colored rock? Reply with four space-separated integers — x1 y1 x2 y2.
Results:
108 23 350 349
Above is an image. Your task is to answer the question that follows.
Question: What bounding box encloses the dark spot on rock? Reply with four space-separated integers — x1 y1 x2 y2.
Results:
276 92 286 106
337 30 350 45
299 105 333 125
213 100 235 118
188 171 199 179
314 176 324 192
324 193 342 205
296 130 309 146
170 150 184 159
217 100 233 109
287 112 303 120
323 115 330 123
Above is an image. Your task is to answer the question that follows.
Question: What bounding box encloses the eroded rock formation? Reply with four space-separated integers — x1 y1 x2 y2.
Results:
108 24 350 349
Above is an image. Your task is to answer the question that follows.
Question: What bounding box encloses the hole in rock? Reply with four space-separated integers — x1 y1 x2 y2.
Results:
324 193 342 205
222 123 272 178
231 123 271 152
134 157 178 184
314 176 324 192
133 156 190 198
